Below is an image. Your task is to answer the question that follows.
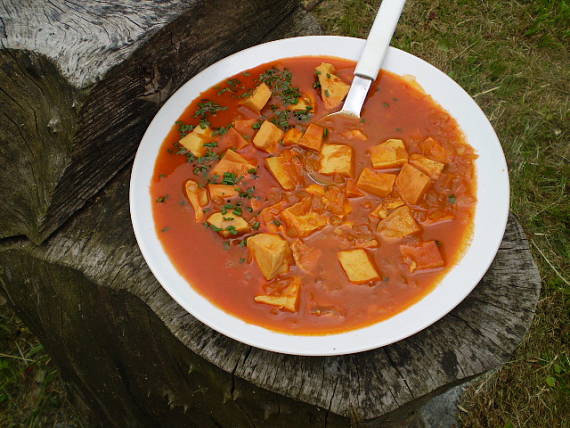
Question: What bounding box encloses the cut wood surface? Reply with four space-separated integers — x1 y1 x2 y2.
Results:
0 164 541 425
0 1 541 426
0 0 301 243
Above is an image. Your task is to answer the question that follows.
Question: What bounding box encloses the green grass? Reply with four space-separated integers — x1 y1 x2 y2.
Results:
1 1 568 426
0 304 80 427
312 0 569 426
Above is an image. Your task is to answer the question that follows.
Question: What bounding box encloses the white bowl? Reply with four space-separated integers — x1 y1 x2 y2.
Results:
130 36 509 356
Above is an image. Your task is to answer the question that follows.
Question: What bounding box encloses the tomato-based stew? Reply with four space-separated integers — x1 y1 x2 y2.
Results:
151 56 477 334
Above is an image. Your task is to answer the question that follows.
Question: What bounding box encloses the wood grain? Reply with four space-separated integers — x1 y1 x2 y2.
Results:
0 0 302 243
0 166 541 425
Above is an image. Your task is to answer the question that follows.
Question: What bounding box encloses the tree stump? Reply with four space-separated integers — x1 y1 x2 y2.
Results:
0 1 541 427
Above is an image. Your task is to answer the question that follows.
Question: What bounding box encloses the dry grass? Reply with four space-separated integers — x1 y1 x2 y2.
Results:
311 0 569 426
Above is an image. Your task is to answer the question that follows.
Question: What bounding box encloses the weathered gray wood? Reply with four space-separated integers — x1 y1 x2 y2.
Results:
0 162 541 425
0 0 301 243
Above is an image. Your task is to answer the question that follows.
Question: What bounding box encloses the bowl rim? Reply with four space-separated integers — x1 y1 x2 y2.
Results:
130 35 509 356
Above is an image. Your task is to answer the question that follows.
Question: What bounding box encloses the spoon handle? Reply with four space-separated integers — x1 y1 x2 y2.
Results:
354 0 406 80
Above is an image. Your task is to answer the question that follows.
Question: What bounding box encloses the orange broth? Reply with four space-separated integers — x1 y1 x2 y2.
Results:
150 56 477 334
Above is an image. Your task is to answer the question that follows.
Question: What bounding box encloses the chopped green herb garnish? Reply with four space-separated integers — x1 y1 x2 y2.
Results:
252 120 263 130
242 72 251 77
159 173 167 178
323 128 329 138
324 89 330 97
222 172 240 185
156 195 169 203
395 127 402 132
217 87 231 95
448 194 457 204
204 142 218 148
223 241 231 250
239 239 247 248
252 222 261 230
213 124 232 136
270 110 290 129
259 67 300 106
239 89 254 99
179 200 187 206
272 219 282 226
248 168 257 175
194 100 228 118
207 223 223 232
227 78 241 88
239 257 246 264
383 102 390 108
239 186 256 199
225 226 239 235
435 240 443 247
175 121 195 136
293 106 313 122
161 226 170 233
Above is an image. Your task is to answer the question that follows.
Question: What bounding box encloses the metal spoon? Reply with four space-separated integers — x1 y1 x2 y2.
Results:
330 0 406 119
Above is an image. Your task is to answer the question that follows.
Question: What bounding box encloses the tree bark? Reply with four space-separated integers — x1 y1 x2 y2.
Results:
0 1 541 426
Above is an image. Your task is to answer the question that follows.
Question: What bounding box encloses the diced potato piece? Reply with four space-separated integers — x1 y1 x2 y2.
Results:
211 149 256 176
254 277 301 312
179 125 213 158
259 200 288 233
409 154 445 180
395 163 431 204
420 209 455 225
369 139 408 169
241 82 272 112
250 198 265 212
315 63 350 110
207 212 249 237
377 206 421 240
298 123 324 151
281 198 327 237
342 129 367 141
356 168 396 197
319 144 353 176
265 153 299 191
247 233 292 280
185 180 209 222
400 241 444 272
220 127 249 150
401 74 426 94
233 119 256 139
337 249 380 283
370 197 405 219
208 184 238 200
323 185 347 216
419 137 447 163
291 240 322 274
287 92 315 112
252 120 283 153
345 179 363 198
305 184 325 196
283 127 303 146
